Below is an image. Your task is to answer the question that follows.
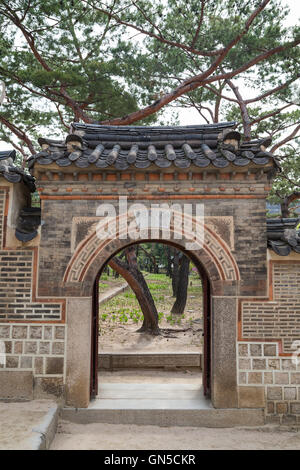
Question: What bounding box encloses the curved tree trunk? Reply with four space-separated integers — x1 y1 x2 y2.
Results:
280 192 300 218
172 249 180 297
166 245 172 278
171 254 190 315
108 246 159 335
139 245 159 273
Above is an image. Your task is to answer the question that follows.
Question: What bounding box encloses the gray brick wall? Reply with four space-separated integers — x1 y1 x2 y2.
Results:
0 250 62 320
0 189 5 248
242 263 300 353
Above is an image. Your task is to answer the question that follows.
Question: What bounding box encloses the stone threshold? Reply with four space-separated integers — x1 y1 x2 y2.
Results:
62 406 264 428
98 352 202 370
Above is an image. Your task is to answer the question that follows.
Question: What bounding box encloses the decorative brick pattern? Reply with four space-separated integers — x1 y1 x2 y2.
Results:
0 251 62 320
37 197 268 298
0 323 65 376
238 342 300 423
65 216 239 283
242 263 300 353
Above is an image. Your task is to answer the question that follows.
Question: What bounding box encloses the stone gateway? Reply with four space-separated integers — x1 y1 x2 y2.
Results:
0 122 299 426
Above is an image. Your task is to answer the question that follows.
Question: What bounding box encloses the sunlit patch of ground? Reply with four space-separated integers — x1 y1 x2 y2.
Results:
98 272 203 353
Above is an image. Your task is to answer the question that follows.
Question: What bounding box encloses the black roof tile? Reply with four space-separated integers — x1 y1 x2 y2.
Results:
0 150 36 191
30 121 280 172
267 218 300 255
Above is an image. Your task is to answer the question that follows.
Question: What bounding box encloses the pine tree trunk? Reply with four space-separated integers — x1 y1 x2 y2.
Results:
171 254 190 315
108 246 159 335
166 246 172 277
172 249 180 297
281 199 290 218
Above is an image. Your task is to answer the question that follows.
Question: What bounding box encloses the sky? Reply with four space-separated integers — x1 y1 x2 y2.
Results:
0 0 299 152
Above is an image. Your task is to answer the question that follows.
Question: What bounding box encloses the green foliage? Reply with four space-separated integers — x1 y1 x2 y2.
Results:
100 307 185 326
0 0 160 155
267 143 300 204
98 282 108 289
0 0 299 202
98 264 203 334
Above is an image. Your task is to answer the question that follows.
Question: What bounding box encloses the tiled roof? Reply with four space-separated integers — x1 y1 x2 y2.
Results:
267 218 300 255
28 122 279 171
0 150 36 191
0 150 16 161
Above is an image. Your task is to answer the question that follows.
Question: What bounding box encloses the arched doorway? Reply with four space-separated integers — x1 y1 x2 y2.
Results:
90 240 211 401
64 215 239 409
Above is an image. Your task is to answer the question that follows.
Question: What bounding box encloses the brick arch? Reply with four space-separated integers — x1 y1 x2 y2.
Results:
63 211 240 294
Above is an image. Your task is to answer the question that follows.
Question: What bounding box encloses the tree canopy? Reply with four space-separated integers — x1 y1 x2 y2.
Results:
0 0 299 201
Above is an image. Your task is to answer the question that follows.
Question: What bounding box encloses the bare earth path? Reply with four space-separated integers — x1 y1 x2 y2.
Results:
51 422 300 450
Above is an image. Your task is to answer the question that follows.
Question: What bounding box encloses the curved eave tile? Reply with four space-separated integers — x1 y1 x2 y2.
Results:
268 240 291 256
15 229 38 242
0 168 36 192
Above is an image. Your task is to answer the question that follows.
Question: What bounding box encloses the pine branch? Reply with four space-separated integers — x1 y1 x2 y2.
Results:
0 114 35 154
271 124 300 153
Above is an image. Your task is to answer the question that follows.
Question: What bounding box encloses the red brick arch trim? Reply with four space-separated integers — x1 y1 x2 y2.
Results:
63 212 240 285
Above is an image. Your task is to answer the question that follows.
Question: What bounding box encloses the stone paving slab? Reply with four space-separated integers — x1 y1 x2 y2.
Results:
0 400 59 450
98 353 201 369
98 283 128 304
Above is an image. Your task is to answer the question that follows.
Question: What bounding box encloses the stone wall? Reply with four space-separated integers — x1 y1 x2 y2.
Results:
0 184 65 398
0 188 5 247
0 323 65 373
238 256 300 424
238 341 300 425
1 175 299 420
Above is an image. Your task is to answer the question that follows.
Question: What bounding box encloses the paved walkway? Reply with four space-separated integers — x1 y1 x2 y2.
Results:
0 400 57 450
99 283 128 304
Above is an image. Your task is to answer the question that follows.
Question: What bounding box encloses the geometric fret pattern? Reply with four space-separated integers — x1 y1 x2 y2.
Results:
65 215 239 283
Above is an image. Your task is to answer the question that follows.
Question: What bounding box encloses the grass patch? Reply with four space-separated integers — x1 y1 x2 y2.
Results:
98 271 203 332
99 282 109 288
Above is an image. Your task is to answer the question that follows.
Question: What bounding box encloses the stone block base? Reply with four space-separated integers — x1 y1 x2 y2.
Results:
0 371 33 400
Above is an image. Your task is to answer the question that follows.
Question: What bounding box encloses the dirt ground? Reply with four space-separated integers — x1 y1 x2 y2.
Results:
98 273 203 353
51 421 300 450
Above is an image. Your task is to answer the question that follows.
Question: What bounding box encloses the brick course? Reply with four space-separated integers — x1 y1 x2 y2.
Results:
242 263 300 353
0 190 4 248
0 251 62 320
